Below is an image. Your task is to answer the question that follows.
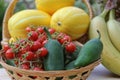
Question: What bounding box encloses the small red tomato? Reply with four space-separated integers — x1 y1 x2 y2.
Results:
65 42 76 53
64 36 71 41
31 41 42 51
5 48 15 59
37 35 47 43
38 47 48 57
26 51 36 61
21 64 30 70
23 62 30 66
48 28 56 34
26 27 32 32
37 38 43 43
28 31 38 41
20 44 31 54
57 33 66 38
59 35 71 44
36 27 44 34
57 33 66 41
33 67 44 71
3 44 10 52
42 40 48 46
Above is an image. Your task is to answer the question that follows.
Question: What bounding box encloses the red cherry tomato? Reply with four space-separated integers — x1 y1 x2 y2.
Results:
21 64 30 70
57 33 66 42
42 40 48 47
20 44 31 54
65 42 76 53
38 47 48 57
25 51 36 61
33 67 44 71
28 31 38 41
59 35 71 44
26 27 33 32
3 44 10 52
48 28 56 34
5 48 15 59
36 27 44 34
31 41 42 51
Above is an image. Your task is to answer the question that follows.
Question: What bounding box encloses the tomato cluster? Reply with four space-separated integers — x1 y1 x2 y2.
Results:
2 26 76 71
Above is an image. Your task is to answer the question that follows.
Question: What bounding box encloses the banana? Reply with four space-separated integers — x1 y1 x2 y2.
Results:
89 9 120 76
107 9 120 51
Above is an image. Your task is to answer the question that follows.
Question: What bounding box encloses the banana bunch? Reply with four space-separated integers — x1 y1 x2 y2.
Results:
107 10 120 51
88 8 120 76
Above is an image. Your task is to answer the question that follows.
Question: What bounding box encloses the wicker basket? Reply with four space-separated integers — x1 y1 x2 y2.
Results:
0 58 100 80
0 0 100 80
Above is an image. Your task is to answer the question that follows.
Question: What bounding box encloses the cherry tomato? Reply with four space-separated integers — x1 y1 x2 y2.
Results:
36 27 44 34
22 61 30 66
5 48 15 59
25 51 36 61
57 33 66 42
38 47 48 57
37 35 47 43
28 31 38 41
57 33 66 38
59 35 72 44
21 64 30 70
19 44 31 54
33 67 44 71
65 42 76 53
3 44 10 52
48 28 56 34
31 41 42 51
41 40 48 47
26 27 32 32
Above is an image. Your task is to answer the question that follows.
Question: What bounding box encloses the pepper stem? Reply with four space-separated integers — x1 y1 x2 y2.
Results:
44 27 52 39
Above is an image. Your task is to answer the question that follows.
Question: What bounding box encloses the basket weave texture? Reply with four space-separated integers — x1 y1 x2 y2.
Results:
0 59 100 80
0 0 99 80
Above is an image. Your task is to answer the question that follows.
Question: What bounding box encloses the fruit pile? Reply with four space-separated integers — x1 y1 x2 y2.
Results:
0 0 105 74
1 25 103 75
2 26 79 71
8 0 90 41
1 0 120 79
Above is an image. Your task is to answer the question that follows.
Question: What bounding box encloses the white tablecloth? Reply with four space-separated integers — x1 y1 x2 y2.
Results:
0 64 120 80
87 64 120 80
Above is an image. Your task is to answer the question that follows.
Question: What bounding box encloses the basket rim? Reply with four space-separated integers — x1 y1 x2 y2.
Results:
0 59 100 77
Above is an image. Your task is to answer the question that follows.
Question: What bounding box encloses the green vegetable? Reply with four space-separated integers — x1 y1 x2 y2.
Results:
65 60 75 70
6 60 15 67
65 60 77 79
43 28 64 71
74 31 103 67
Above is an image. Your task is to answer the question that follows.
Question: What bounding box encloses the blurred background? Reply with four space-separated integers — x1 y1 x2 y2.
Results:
0 0 120 49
